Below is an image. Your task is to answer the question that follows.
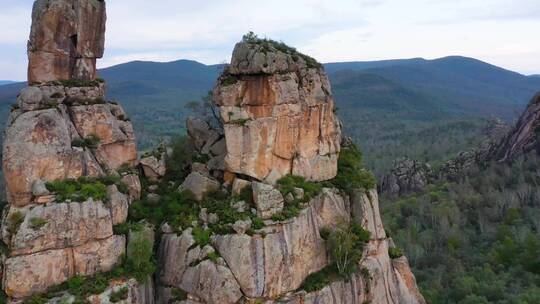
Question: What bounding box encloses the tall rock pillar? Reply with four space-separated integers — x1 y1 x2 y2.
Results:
27 0 106 84
1 1 143 301
213 38 342 183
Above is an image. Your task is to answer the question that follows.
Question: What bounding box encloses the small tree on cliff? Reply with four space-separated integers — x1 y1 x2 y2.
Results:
321 220 370 277
184 91 223 133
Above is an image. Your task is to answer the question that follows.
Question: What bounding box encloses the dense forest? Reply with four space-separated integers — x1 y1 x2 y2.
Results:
381 153 540 303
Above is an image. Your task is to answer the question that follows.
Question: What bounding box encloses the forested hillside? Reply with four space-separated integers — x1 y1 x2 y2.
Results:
381 153 540 303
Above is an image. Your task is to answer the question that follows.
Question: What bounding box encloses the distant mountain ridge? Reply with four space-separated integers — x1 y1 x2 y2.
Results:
0 55 538 175
0 81 15 86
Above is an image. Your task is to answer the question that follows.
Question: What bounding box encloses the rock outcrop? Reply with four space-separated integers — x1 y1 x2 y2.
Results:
382 117 513 193
380 158 432 197
157 186 425 304
213 38 341 183
155 35 425 304
28 0 106 83
1 1 141 301
492 93 540 161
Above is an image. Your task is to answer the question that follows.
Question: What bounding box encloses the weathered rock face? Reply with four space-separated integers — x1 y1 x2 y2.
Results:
28 0 106 83
2 1 141 301
178 172 220 201
213 41 341 183
157 186 425 304
492 93 540 161
4 235 125 298
380 158 432 197
157 229 243 304
3 85 137 207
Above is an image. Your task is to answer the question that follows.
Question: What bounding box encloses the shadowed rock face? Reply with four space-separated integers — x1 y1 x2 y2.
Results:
214 41 341 183
493 93 540 161
28 0 106 83
380 158 432 197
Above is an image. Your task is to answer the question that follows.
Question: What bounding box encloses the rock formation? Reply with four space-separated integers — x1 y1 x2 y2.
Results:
27 0 106 83
3 4 426 302
156 35 425 304
1 1 147 302
492 93 540 161
213 36 342 183
380 158 432 197
381 116 513 195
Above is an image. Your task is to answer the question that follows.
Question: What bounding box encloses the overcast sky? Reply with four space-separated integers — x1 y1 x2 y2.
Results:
1 0 539 81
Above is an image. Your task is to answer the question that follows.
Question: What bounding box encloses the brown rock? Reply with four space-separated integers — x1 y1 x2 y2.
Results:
251 182 284 219
178 172 220 201
232 178 251 196
121 174 142 200
3 109 84 206
106 185 130 225
213 189 349 298
3 235 124 299
140 156 166 181
3 247 74 298
69 104 137 170
72 235 125 276
186 117 220 153
214 41 341 182
27 0 106 83
7 199 113 256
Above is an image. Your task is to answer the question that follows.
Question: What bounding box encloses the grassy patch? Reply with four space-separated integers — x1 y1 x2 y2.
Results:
270 175 323 221
207 251 220 263
299 265 342 292
228 118 251 125
71 134 100 149
171 288 188 302
192 226 212 247
388 247 404 259
276 175 322 202
46 175 127 203
125 236 156 282
49 78 105 88
201 190 265 235
109 287 128 303
29 217 48 229
7 211 25 234
46 177 107 202
242 31 322 69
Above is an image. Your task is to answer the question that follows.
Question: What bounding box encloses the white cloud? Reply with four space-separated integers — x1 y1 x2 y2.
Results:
0 0 539 80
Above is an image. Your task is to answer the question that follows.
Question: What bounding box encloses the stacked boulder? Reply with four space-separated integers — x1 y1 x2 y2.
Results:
157 36 425 304
1 0 146 302
27 0 106 83
213 39 342 183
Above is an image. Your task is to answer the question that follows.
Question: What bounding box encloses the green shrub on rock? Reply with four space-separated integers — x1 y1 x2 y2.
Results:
192 226 212 247
125 237 155 282
109 287 128 303
276 174 322 202
71 134 100 149
29 217 48 229
388 247 404 259
7 211 25 234
330 145 376 194
46 177 111 202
